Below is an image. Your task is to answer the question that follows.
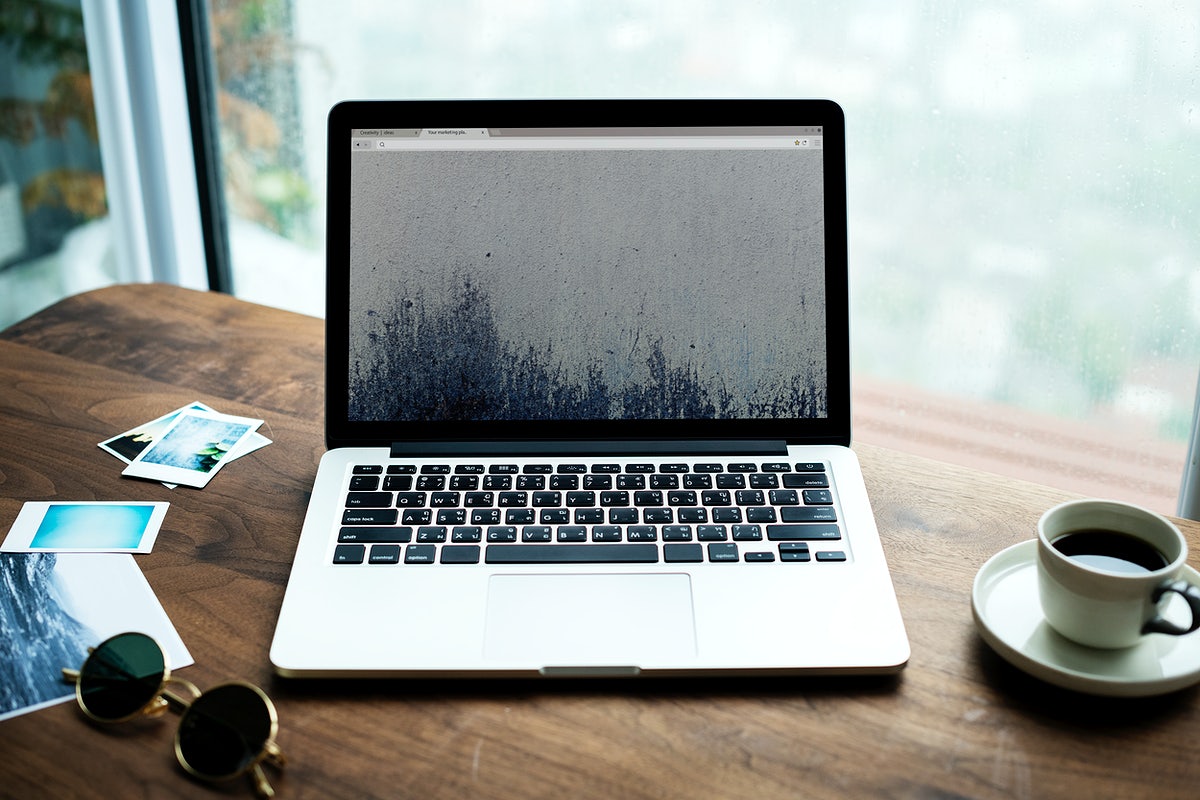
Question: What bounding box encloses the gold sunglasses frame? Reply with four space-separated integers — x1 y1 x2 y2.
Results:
62 632 286 798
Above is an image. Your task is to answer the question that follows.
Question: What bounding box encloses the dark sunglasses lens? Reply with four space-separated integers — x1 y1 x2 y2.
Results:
176 684 273 779
78 632 165 721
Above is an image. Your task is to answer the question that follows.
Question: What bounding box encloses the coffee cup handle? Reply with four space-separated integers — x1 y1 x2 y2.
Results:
1143 580 1200 637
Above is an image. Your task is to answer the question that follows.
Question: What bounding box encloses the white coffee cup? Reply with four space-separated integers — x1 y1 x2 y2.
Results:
1037 499 1200 649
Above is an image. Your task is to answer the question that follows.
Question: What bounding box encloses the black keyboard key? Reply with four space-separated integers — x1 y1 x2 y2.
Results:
745 551 776 562
736 490 765 505
626 463 655 473
449 475 479 490
404 545 437 564
338 526 413 544
567 491 596 507
766 524 841 541
517 475 545 490
369 545 401 564
483 475 512 490
465 492 494 507
651 474 680 489
600 491 630 506
416 476 446 490
702 490 732 506
455 464 485 474
682 473 713 489
416 526 447 543
716 474 746 489
677 507 707 523
732 525 763 541
627 526 658 542
431 492 460 507
532 491 563 507
353 465 383 474
816 551 848 562
523 464 553 474
498 491 528 507
643 508 673 524
591 463 622 473
769 490 800 506
451 526 482 543
401 509 432 525
762 462 791 472
471 508 502 525
557 463 588 474
712 507 742 523
421 464 451 474
693 463 723 473
485 544 659 564
668 490 698 506
487 526 517 542
540 508 570 524
584 474 614 490
619 475 647 490
591 526 622 542
609 508 638 524
342 509 398 525
697 525 728 541
387 464 417 474
794 462 826 473
395 492 427 508
506 508 535 525
441 545 482 564
383 475 413 491
436 508 467 525
784 474 832 489
779 542 811 562
349 475 380 491
574 508 604 524
662 526 693 542
749 474 779 488
663 543 703 562
727 463 757 473
333 544 366 564
708 543 739 562
802 489 835 505
557 526 588 542
780 506 837 523
746 507 777 523
522 526 553 542
346 491 392 508
634 491 663 507
550 475 579 490
489 464 520 474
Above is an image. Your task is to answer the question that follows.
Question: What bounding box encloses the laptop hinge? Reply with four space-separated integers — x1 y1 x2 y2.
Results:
389 440 789 458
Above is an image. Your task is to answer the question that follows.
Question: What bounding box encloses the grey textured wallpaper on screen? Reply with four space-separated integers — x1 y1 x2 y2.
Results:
347 147 828 422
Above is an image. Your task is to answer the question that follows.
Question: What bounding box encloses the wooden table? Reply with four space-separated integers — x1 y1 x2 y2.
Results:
2 283 1198 799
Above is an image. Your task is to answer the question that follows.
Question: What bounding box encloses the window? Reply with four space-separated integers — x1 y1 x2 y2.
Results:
207 1 1198 512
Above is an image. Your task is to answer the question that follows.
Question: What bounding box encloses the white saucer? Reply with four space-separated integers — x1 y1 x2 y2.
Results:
971 539 1200 697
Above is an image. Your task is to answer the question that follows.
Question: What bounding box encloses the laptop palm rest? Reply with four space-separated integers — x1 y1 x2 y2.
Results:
483 573 697 669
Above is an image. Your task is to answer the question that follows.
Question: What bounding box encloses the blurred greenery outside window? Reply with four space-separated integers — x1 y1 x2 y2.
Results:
208 1 1198 446
0 1 116 327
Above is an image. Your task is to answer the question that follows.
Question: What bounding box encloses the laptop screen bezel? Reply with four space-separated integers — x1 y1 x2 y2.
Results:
324 99 850 449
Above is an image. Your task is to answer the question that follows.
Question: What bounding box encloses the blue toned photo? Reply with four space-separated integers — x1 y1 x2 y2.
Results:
30 504 156 550
140 414 251 473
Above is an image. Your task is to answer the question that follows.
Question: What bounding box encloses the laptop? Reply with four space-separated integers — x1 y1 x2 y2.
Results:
270 99 909 678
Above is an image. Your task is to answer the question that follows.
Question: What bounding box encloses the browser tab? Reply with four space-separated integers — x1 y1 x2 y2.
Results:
419 128 490 139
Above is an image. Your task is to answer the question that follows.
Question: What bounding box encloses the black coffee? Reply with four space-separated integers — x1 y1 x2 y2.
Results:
1052 529 1169 574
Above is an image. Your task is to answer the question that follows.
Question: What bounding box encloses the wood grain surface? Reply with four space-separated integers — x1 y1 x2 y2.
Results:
1 284 1198 800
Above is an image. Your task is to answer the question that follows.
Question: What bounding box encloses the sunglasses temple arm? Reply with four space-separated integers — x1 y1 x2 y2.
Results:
62 668 80 684
251 764 276 798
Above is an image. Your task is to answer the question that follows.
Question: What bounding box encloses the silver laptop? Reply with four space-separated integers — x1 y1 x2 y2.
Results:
270 99 909 677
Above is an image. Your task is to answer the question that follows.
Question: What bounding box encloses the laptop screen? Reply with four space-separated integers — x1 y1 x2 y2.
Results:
325 101 849 448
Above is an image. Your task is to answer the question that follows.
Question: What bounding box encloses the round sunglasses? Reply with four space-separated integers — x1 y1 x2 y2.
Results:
62 632 286 797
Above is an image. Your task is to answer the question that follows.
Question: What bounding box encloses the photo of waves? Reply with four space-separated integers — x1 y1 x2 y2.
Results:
0 553 96 719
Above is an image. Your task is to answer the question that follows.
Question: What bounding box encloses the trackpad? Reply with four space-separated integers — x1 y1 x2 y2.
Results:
484 573 697 667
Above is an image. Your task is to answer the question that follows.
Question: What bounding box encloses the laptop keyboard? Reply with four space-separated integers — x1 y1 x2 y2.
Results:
333 461 847 566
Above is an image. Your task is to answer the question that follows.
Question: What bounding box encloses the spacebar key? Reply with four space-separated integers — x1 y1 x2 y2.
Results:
485 544 659 564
